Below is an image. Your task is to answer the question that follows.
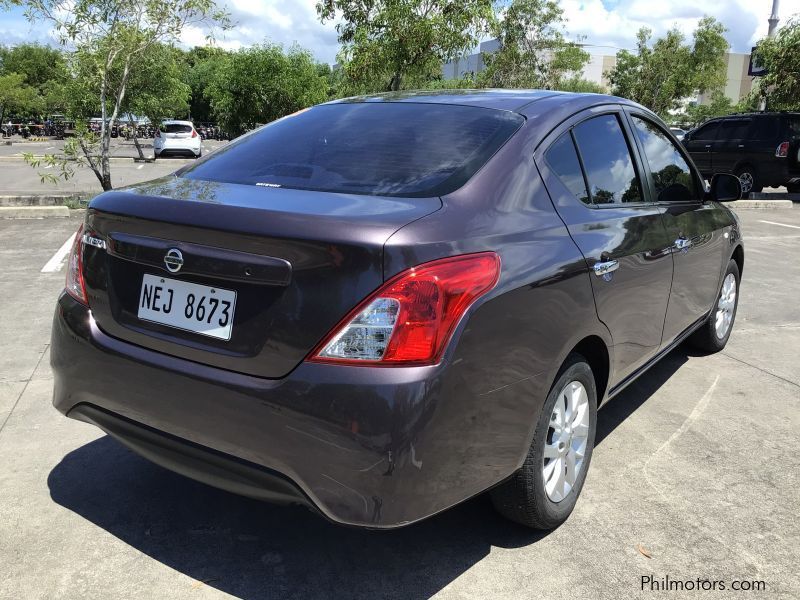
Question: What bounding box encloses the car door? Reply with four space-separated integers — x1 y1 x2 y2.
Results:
625 111 730 346
711 118 752 174
536 108 674 385
684 120 721 175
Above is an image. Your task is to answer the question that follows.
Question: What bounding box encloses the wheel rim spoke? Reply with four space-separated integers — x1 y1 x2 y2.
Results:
543 379 591 503
714 273 737 339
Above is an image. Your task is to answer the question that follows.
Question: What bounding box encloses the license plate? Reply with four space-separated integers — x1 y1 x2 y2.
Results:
137 274 236 340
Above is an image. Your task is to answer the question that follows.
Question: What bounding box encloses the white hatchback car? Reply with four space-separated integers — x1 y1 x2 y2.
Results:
154 120 202 158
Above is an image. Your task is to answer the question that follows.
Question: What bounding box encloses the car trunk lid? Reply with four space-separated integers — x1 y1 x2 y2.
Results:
82 177 441 378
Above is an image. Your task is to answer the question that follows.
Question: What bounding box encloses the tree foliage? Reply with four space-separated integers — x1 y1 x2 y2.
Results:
205 43 329 136
607 17 729 117
317 0 494 93
0 72 42 123
755 17 800 110
12 0 229 190
555 75 606 94
480 0 588 89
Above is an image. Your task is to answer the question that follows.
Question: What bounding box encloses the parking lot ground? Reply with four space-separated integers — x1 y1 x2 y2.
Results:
0 209 798 600
0 139 229 196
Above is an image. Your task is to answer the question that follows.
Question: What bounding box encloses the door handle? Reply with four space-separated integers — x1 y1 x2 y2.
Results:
738 144 745 148
593 260 619 277
674 238 692 251
704 144 712 149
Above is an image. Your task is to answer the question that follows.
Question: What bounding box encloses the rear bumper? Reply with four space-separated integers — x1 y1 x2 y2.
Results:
51 293 540 528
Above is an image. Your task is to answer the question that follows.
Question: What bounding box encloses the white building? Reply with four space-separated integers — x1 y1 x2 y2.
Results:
443 40 752 106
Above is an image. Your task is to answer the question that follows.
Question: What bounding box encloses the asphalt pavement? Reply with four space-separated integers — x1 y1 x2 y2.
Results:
0 138 229 195
0 209 798 600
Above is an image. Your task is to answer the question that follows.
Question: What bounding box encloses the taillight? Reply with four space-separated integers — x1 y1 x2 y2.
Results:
192 129 198 138
309 252 501 366
155 130 160 138
776 141 790 157
65 224 88 305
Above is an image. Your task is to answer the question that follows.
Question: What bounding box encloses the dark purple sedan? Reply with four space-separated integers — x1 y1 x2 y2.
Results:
52 90 744 529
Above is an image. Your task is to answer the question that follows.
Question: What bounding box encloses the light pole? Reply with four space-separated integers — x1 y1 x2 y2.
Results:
759 0 780 110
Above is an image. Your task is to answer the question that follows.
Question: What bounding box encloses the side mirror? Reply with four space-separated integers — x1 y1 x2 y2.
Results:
707 173 742 203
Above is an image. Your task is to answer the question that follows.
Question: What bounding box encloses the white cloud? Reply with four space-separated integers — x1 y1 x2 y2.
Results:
3 0 800 63
560 0 800 54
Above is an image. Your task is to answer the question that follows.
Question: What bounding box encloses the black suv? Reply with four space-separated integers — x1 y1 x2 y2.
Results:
684 112 800 193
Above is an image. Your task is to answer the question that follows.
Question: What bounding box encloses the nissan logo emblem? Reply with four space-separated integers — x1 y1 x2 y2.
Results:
164 248 184 273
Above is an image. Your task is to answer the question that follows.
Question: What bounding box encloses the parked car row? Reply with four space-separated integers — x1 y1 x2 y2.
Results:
682 112 800 193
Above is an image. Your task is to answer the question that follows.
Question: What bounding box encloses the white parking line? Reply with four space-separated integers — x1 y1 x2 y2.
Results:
137 164 144 170
758 220 800 230
41 233 76 273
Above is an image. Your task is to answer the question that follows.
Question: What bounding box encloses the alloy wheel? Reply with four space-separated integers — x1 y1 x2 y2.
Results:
738 171 754 194
543 381 590 502
715 273 737 339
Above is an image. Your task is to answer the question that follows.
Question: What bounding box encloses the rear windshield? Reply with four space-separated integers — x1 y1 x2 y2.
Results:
182 103 524 197
162 123 192 133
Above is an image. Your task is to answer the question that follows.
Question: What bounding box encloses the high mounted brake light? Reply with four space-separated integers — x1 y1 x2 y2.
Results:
65 224 88 305
309 252 501 366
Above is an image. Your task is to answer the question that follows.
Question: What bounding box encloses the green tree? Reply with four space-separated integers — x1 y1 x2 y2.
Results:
480 0 589 89
0 72 42 124
121 44 191 158
183 46 230 123
317 0 494 93
754 18 800 110
555 75 606 94
607 17 728 117
0 43 67 93
9 0 229 190
684 91 733 127
206 43 328 136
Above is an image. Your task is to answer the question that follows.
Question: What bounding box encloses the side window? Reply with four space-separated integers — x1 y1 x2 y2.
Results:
693 121 720 140
631 116 699 203
749 116 778 140
572 114 643 204
544 132 590 205
718 119 750 139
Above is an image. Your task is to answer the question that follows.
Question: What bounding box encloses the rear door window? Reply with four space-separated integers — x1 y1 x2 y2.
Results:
183 103 524 197
631 116 700 203
718 119 751 140
544 133 590 205
572 114 643 204
748 115 778 140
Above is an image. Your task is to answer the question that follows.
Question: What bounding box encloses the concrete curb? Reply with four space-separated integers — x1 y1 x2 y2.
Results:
0 206 71 218
0 155 169 163
0 194 91 207
728 199 794 209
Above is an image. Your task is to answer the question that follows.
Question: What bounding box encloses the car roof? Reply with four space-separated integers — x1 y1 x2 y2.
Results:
162 120 194 125
326 89 637 114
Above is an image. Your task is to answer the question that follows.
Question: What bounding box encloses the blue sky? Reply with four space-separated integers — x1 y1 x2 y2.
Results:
1 0 798 62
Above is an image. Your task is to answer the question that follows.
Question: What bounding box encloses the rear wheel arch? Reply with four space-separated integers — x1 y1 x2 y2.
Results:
731 244 744 278
571 336 610 403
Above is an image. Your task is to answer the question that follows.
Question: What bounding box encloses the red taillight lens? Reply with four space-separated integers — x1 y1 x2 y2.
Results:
155 130 161 138
309 252 501 366
192 129 198 138
776 141 790 157
65 224 88 305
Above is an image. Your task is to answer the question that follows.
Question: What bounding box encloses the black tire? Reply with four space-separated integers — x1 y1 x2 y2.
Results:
786 183 800 194
688 259 740 353
490 354 597 529
735 165 762 194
